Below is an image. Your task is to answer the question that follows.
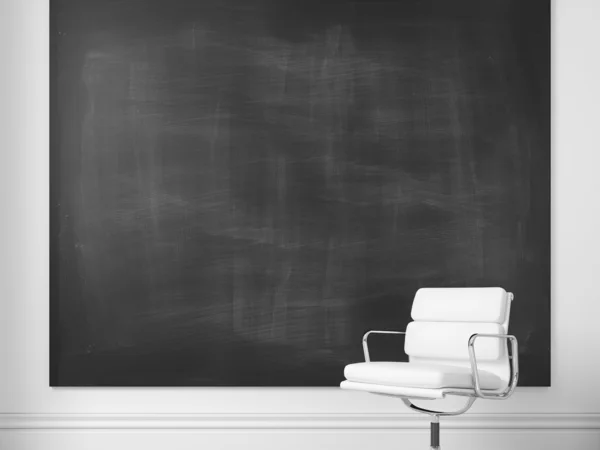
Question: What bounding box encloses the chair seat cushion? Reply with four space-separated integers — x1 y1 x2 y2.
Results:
344 362 503 390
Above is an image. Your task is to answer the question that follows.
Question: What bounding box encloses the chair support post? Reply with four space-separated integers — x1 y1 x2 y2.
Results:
430 415 440 449
401 398 475 449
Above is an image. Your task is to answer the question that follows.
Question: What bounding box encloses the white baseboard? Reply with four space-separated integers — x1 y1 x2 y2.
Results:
1 412 599 430
1 414 599 450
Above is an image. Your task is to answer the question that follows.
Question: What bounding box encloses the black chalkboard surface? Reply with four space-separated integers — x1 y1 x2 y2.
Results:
50 0 550 386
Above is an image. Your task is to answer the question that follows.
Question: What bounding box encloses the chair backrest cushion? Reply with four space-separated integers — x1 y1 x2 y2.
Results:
405 321 505 361
404 287 513 383
411 287 509 324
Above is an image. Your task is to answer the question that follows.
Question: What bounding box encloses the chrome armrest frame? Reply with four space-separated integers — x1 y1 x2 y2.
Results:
468 333 519 399
362 330 406 362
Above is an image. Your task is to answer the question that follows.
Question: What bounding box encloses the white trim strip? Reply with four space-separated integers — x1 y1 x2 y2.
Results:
0 413 598 430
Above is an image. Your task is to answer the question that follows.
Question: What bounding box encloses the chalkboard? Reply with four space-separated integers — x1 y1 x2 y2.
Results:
50 0 550 386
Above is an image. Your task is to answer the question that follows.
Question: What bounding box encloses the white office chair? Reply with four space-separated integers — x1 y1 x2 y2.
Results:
340 287 519 449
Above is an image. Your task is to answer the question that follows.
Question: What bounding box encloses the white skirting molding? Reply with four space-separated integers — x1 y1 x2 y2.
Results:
1 413 599 430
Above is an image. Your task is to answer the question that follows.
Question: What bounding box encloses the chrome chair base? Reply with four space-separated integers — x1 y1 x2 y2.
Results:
401 398 478 450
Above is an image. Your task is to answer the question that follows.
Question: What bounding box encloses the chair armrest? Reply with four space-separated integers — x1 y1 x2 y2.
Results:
468 333 519 399
362 330 406 362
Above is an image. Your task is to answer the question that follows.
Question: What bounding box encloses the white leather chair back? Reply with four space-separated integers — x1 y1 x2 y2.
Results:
404 287 513 386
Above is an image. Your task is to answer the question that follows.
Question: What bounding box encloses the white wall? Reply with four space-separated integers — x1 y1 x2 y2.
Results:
1 0 599 449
